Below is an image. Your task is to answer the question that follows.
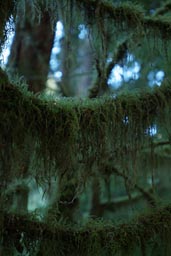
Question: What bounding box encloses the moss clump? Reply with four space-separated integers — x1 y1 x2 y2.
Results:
1 204 171 255
75 0 171 41
0 68 9 85
1 73 171 183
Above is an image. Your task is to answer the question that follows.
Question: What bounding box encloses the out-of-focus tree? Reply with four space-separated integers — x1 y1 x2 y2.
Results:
7 1 56 93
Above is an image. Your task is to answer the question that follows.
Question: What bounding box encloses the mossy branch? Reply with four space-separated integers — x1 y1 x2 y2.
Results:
103 166 157 207
153 1 171 17
1 70 171 180
153 140 171 148
106 39 128 79
89 39 128 98
2 205 171 254
76 0 171 40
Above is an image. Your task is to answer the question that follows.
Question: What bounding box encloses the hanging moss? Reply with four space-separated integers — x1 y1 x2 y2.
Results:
76 0 144 26
1 72 171 183
1 204 171 255
75 0 171 40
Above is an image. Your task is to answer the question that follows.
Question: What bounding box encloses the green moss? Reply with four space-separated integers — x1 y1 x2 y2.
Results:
1 205 171 255
1 73 171 184
153 1 171 16
0 68 9 84
75 0 171 41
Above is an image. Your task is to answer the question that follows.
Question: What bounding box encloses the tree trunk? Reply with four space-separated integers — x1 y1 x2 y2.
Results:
8 3 55 93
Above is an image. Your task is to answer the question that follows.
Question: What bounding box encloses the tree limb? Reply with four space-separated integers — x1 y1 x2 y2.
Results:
153 1 171 17
104 166 157 207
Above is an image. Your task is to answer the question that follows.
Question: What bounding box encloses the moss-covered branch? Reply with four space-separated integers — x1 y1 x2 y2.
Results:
89 39 128 98
1 70 171 180
103 166 157 207
153 1 171 17
106 40 128 80
76 0 171 40
2 204 171 255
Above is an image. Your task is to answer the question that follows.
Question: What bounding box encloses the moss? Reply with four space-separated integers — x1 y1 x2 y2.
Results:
75 0 171 41
145 16 171 40
76 0 144 25
0 68 9 84
1 205 171 255
1 73 171 184
153 1 171 17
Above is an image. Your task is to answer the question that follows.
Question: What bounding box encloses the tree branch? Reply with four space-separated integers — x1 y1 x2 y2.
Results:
89 40 128 98
106 39 128 79
104 166 157 207
2 205 171 253
76 0 171 39
153 2 171 17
